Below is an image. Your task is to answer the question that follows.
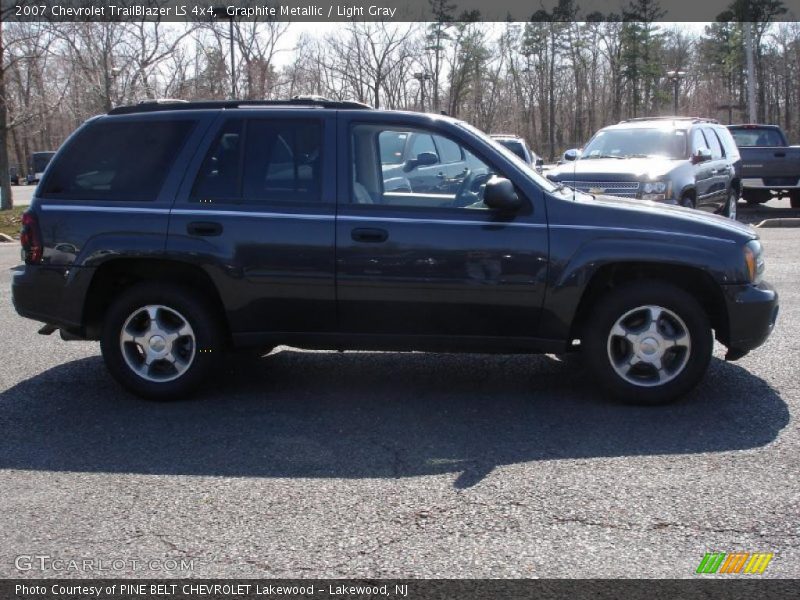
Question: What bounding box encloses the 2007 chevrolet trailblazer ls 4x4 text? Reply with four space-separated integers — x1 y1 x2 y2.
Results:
12 98 779 404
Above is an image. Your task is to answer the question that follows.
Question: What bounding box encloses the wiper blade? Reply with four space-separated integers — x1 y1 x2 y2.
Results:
583 154 625 159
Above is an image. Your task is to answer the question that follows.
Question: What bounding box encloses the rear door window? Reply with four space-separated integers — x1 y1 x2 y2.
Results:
41 119 195 201
192 119 244 201
192 118 322 204
691 129 710 154
242 119 322 203
703 127 723 159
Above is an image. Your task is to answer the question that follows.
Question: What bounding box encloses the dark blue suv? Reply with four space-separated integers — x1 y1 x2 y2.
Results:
12 98 778 404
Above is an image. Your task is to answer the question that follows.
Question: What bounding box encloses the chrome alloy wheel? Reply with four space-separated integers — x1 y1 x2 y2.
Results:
727 189 738 220
606 305 691 387
119 305 196 382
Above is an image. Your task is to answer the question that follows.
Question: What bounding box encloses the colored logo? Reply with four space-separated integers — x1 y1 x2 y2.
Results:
696 552 774 574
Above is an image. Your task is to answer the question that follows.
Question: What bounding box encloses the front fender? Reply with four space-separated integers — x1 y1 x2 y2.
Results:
539 235 736 341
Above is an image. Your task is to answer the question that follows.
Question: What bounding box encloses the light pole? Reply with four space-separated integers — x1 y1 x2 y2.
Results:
666 70 686 116
413 72 431 112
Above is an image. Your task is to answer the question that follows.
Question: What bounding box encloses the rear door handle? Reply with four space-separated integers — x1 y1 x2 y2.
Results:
187 221 223 236
351 228 388 243
774 152 786 158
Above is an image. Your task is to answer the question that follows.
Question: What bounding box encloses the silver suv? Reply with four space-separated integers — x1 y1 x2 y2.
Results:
546 117 742 219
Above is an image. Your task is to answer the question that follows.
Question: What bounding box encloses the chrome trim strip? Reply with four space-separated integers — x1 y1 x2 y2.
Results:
337 215 546 228
171 209 333 221
40 205 170 214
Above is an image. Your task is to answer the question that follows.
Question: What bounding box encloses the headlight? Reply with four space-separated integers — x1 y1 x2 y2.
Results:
744 240 765 283
642 181 668 194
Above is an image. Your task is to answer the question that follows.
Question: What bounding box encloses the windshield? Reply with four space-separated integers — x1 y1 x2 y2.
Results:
582 128 687 160
457 122 557 191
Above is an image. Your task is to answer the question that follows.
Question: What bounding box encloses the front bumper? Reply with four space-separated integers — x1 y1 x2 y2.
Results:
721 280 779 358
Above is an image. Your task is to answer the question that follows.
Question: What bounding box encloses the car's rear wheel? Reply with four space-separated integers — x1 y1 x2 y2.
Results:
725 188 738 220
583 281 713 405
100 283 223 400
790 190 800 209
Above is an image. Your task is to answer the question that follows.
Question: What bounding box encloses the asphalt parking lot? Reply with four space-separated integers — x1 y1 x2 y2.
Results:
0 227 797 579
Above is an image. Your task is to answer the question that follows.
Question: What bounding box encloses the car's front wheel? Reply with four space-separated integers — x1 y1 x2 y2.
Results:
679 194 696 209
725 188 738 220
100 283 223 400
583 281 713 405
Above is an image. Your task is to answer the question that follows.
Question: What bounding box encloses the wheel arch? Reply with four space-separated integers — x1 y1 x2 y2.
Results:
569 261 729 345
82 258 230 342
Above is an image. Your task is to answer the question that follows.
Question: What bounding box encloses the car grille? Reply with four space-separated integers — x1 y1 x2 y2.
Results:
560 180 640 197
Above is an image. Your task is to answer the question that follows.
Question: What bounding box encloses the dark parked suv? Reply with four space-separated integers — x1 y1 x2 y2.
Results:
12 99 778 404
547 117 742 219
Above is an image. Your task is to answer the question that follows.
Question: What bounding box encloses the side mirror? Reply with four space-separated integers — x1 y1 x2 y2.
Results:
692 147 712 164
563 148 581 162
483 176 522 212
405 151 438 171
535 157 544 168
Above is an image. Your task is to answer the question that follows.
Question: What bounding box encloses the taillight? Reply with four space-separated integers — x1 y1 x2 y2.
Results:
20 211 43 264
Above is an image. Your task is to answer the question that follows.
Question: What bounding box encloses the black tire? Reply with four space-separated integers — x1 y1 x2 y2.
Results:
679 194 695 209
582 281 713 405
100 282 224 400
725 188 738 220
790 190 800 209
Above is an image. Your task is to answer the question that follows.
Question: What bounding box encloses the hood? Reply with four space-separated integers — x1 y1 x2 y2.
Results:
548 157 679 180
577 192 756 240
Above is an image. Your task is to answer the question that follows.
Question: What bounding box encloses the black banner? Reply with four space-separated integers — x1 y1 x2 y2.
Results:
3 580 800 600
2 0 800 22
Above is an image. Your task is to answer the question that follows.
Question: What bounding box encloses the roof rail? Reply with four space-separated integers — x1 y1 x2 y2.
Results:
618 116 719 124
108 96 372 115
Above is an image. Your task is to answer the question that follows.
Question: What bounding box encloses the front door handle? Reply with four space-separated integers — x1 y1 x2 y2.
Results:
774 152 786 158
351 228 388 243
187 221 223 236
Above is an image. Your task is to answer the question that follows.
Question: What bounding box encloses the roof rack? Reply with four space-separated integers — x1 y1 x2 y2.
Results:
108 96 372 115
618 116 719 124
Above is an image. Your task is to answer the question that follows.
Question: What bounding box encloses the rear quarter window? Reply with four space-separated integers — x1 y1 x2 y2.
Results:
41 119 196 201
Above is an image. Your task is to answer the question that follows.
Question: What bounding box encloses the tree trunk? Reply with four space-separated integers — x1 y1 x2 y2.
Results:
0 21 12 210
